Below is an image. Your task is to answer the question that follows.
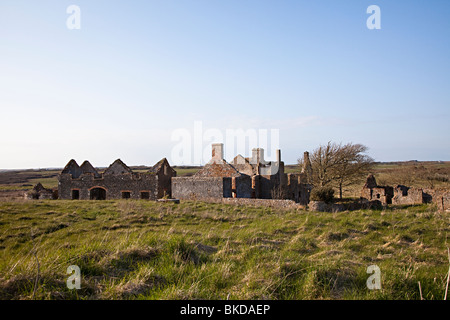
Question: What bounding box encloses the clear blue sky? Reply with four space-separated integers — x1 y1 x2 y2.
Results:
1 0 449 169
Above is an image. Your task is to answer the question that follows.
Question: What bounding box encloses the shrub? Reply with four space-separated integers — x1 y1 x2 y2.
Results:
310 187 335 203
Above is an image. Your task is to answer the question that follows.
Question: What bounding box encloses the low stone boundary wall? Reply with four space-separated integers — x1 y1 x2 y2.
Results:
308 200 383 212
221 198 302 209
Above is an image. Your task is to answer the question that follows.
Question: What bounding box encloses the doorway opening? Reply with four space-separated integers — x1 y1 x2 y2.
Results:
90 187 106 200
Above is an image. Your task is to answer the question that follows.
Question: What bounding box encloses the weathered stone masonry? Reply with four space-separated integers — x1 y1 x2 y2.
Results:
172 143 312 204
24 182 57 200
58 158 176 200
360 174 450 211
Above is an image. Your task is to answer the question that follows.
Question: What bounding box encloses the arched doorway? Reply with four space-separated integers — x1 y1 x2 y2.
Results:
90 187 106 200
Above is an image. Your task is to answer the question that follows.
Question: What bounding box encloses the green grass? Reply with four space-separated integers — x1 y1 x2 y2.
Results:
27 177 58 189
173 168 200 176
0 199 449 300
0 185 31 191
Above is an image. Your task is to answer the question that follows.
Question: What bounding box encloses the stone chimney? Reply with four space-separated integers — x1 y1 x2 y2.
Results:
211 143 224 161
301 151 313 183
252 148 264 164
301 152 311 171
364 174 377 189
276 149 281 164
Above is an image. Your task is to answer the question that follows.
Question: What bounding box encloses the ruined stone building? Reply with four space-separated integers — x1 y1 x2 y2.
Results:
427 189 450 212
300 151 313 184
172 143 311 204
360 174 394 205
392 185 431 205
360 174 434 206
24 182 57 200
58 158 176 200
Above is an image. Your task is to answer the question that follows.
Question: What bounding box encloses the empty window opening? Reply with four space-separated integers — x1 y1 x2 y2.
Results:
140 191 150 199
122 191 131 199
72 190 80 200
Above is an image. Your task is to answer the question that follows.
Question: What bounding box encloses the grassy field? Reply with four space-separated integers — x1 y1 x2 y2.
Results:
1 161 449 300
0 199 449 300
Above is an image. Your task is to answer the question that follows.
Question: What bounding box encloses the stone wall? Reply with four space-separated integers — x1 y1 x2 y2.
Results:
437 191 450 212
24 183 57 200
308 199 383 212
222 198 300 209
172 177 232 200
423 188 450 212
285 173 312 205
58 172 159 200
258 175 279 199
58 158 175 201
392 185 425 205
361 185 393 205
234 176 253 198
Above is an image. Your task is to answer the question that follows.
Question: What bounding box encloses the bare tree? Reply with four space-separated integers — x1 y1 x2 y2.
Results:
309 141 341 187
333 143 374 199
302 141 374 200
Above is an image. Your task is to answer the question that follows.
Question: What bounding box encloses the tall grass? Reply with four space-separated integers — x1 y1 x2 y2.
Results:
0 199 449 300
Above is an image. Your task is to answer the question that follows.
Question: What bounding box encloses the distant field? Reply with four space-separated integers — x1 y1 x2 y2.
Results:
0 199 449 300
